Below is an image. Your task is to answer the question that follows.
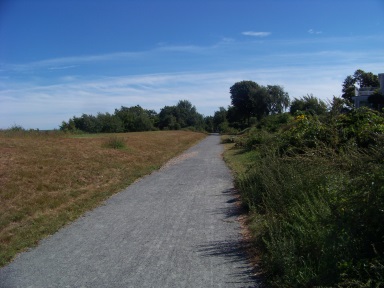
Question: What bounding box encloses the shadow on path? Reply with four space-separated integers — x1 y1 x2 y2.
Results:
196 188 263 288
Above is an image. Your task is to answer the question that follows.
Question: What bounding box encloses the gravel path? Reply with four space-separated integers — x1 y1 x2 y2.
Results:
0 134 258 288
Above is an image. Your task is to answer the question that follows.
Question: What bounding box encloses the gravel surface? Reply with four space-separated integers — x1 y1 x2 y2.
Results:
0 134 258 288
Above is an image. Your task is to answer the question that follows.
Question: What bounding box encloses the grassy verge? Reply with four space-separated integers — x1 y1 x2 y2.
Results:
223 109 384 287
0 130 206 267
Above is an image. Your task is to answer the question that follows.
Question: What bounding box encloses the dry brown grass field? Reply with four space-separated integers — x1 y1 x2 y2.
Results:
0 130 206 266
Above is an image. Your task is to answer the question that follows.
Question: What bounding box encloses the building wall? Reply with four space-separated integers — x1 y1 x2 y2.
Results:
353 73 384 108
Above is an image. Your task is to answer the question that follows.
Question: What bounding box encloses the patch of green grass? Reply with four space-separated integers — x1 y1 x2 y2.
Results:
103 136 127 149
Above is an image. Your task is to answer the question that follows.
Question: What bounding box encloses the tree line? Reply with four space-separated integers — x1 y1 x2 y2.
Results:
210 82 328 133
60 100 207 133
60 69 383 133
211 69 383 133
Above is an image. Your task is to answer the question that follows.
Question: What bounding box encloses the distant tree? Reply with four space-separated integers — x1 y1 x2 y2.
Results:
250 85 269 120
353 69 379 88
230 81 269 124
266 85 290 114
72 114 101 133
97 112 124 133
213 107 228 132
158 106 179 130
290 94 328 115
158 100 204 130
114 105 155 132
175 100 202 128
328 96 350 117
342 69 379 104
59 101 207 133
60 118 77 132
145 109 159 127
341 75 356 105
204 116 214 133
230 81 291 125
226 106 243 129
230 81 258 124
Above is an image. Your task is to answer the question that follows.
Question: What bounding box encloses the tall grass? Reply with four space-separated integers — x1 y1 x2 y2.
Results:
103 136 127 149
224 108 384 287
0 130 206 267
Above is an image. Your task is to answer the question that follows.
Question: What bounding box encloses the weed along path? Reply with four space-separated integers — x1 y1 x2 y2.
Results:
0 134 257 288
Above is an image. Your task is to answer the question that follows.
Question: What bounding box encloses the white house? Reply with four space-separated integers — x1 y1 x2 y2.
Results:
352 73 384 108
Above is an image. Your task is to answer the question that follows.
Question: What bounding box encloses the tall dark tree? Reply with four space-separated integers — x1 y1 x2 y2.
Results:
230 81 269 124
226 106 243 129
353 69 379 88
230 81 258 124
213 107 227 128
158 106 178 130
342 69 379 104
250 86 269 120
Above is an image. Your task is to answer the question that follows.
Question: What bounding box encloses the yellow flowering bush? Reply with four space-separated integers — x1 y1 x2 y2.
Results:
294 114 306 121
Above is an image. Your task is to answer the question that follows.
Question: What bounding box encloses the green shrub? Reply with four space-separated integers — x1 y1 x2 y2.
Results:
257 113 293 132
8 125 25 131
103 136 127 149
230 107 384 287
233 128 276 150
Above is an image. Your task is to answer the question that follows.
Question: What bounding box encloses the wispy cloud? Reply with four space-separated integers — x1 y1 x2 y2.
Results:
242 31 271 37
155 45 205 53
308 29 322 35
3 34 381 76
48 65 78 70
2 51 144 73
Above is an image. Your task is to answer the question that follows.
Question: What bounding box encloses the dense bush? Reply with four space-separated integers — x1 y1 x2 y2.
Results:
232 106 384 287
290 94 328 116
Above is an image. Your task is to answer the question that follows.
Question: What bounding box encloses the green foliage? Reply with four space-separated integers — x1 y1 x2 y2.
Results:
229 81 290 124
114 105 155 132
233 128 275 150
103 136 127 149
60 112 122 133
8 125 25 132
257 113 293 132
60 100 206 133
230 81 262 124
213 107 228 132
368 90 384 111
266 85 290 115
228 104 384 287
290 94 328 116
342 69 380 104
158 100 204 131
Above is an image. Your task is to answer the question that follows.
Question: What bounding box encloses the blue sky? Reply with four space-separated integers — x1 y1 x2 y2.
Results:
1 0 383 129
